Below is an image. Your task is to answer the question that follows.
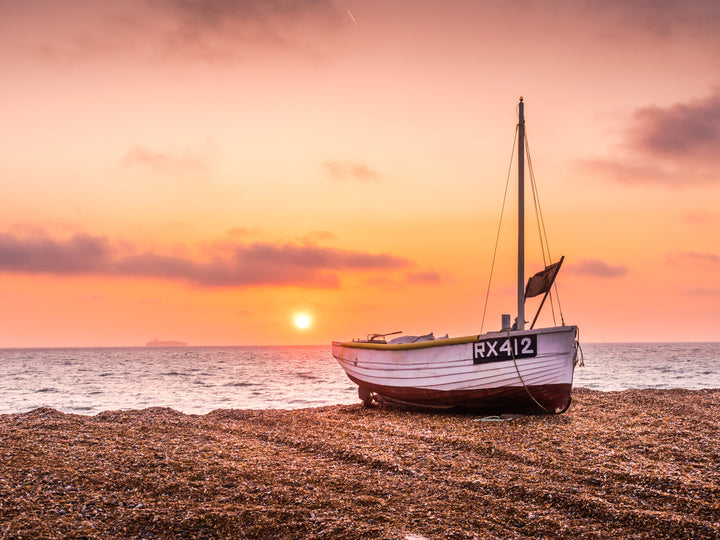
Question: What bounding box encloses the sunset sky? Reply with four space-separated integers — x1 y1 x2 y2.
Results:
1 0 719 347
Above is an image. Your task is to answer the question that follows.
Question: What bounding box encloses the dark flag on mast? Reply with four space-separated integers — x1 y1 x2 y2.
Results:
525 257 564 299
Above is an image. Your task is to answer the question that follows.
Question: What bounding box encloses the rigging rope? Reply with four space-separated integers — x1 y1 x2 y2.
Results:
525 130 565 327
526 134 552 265
481 123 569 331
480 125 518 334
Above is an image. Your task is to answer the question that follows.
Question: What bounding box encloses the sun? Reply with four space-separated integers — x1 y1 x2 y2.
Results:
294 313 311 329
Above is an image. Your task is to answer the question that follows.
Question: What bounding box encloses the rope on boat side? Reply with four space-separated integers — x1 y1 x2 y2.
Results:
574 328 585 368
507 330 554 414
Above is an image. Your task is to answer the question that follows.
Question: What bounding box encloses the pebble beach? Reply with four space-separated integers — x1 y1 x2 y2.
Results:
1 388 718 539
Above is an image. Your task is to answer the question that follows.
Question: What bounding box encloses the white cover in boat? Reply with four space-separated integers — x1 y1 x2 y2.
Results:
389 333 435 344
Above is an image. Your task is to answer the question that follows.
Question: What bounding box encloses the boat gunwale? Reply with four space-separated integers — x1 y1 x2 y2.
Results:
333 325 577 351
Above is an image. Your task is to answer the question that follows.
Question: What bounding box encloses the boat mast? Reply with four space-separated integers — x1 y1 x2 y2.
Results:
517 97 525 331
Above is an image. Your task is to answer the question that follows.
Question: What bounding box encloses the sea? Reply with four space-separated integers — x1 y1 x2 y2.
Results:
1 343 718 416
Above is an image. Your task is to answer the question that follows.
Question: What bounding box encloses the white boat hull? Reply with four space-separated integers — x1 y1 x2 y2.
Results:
332 326 578 413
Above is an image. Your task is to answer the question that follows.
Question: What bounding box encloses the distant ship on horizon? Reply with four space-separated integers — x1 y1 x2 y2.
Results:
145 339 188 347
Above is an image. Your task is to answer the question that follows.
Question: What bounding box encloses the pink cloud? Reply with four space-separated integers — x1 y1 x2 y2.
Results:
629 94 720 160
581 91 720 186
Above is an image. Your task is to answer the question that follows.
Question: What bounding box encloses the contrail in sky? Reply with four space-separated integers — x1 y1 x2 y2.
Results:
347 10 358 26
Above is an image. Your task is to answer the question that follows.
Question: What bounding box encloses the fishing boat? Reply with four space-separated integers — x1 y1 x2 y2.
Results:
331 98 580 414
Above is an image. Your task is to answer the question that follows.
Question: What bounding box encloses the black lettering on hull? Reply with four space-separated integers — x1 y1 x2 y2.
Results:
473 335 538 364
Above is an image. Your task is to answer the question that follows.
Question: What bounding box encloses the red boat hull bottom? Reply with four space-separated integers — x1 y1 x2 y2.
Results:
350 376 572 414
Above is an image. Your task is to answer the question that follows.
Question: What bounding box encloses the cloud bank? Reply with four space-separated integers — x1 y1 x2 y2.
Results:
0 231 411 289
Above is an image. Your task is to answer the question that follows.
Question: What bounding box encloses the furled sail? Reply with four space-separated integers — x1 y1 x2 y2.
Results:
525 257 564 298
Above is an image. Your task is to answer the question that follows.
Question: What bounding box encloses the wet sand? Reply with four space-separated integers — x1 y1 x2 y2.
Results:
1 388 718 539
